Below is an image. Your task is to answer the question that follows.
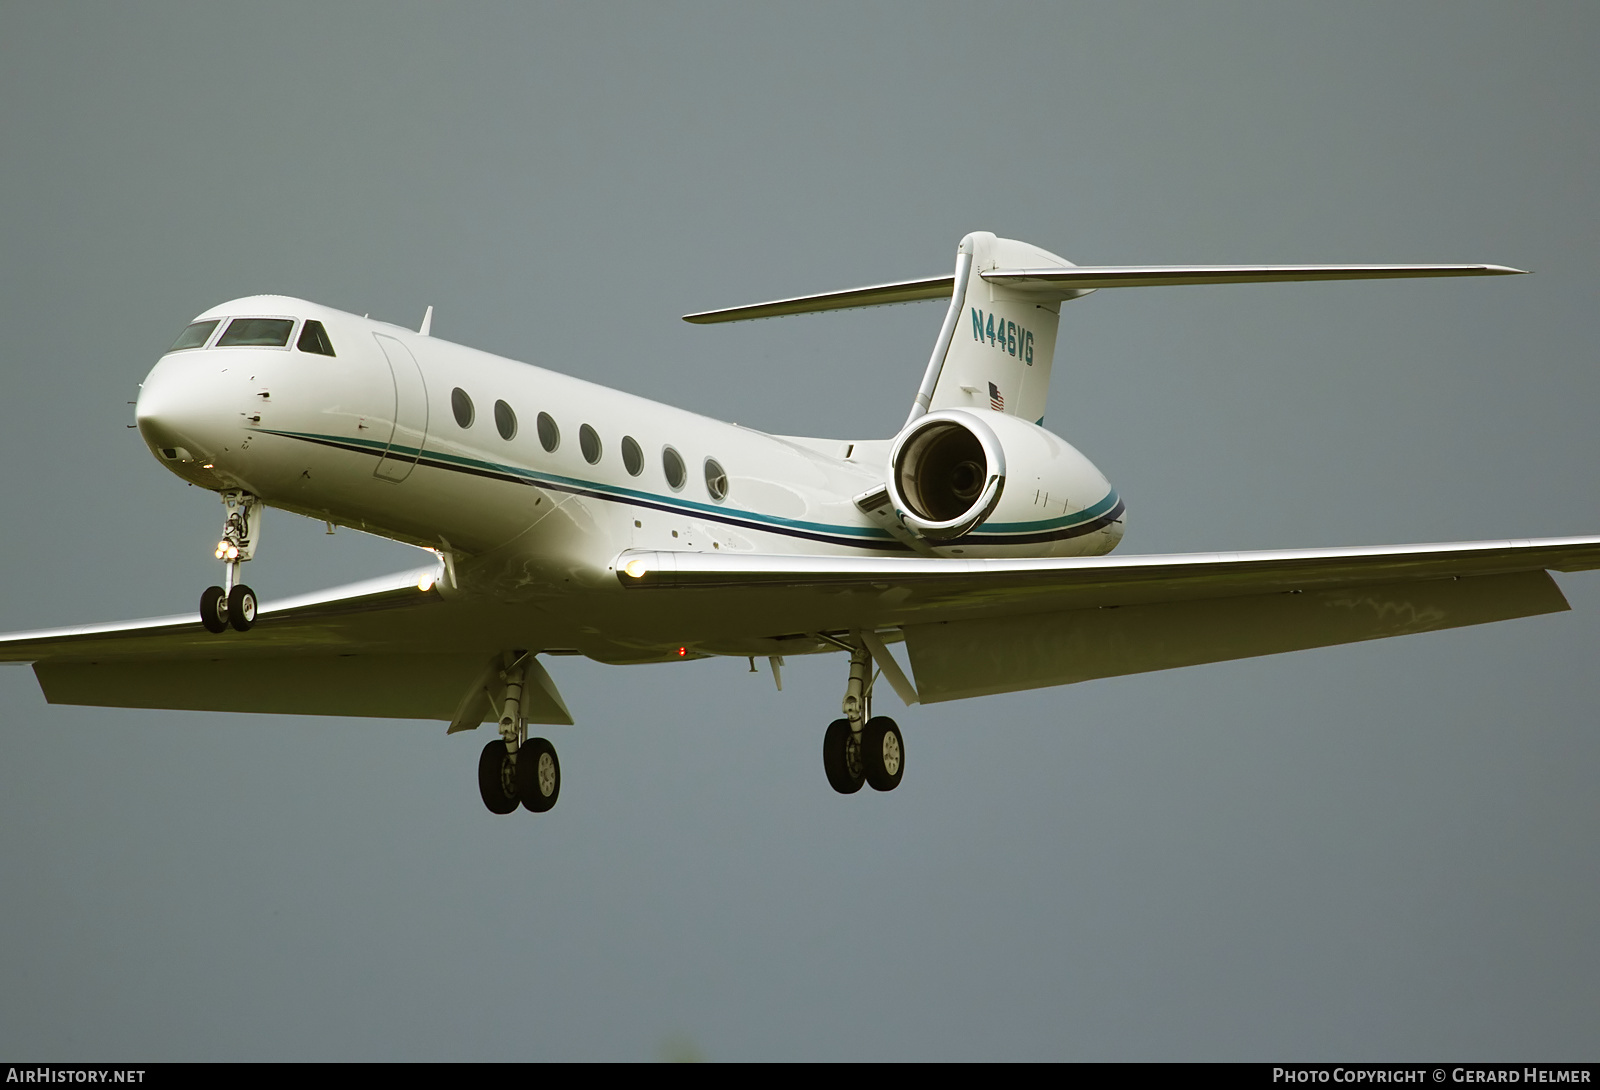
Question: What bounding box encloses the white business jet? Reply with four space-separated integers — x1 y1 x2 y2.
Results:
3 232 1595 815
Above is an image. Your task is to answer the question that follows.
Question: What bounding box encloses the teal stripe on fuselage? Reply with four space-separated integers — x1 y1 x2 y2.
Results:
257 427 1119 547
980 489 1122 533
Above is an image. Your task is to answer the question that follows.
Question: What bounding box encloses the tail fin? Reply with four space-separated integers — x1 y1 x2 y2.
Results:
917 232 1075 427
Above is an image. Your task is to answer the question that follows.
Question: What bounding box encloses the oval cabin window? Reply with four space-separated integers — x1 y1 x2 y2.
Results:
536 412 560 452
662 446 686 491
494 399 517 440
704 458 728 502
579 424 602 465
621 435 644 477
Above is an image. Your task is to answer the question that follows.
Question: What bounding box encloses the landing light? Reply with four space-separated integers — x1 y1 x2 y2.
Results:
417 574 435 592
624 558 649 579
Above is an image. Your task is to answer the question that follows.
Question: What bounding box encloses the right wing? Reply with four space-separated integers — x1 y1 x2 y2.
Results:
0 566 573 725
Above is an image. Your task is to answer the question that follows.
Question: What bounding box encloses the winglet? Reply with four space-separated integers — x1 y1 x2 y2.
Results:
419 305 434 336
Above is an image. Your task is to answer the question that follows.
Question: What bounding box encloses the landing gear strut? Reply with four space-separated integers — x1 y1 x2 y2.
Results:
199 489 261 633
822 638 904 794
477 653 562 815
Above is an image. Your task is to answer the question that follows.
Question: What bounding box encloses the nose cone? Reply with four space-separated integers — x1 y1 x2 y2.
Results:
135 353 247 483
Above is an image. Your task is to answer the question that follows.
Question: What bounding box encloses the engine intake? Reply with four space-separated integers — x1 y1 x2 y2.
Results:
887 410 1006 540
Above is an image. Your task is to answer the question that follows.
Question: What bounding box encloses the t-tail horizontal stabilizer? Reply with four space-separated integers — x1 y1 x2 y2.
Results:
682 261 1526 325
683 232 1526 430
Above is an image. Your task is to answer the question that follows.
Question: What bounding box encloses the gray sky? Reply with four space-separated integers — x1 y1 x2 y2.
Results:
2 2 1597 1061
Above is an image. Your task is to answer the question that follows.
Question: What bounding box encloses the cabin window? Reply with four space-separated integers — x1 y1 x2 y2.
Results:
704 458 728 502
579 424 602 465
536 412 560 452
296 319 336 357
169 320 219 352
451 388 475 428
662 446 686 491
494 400 517 440
621 435 644 477
216 317 294 347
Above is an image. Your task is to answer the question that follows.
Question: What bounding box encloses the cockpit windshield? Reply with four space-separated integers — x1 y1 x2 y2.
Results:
169 319 220 352
216 318 294 347
296 319 336 356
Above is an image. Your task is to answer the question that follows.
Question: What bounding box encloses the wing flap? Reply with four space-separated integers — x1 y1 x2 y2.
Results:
35 652 574 724
904 570 1568 702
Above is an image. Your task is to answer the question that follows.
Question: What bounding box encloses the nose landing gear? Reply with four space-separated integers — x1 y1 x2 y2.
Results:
822 639 905 795
199 490 261 634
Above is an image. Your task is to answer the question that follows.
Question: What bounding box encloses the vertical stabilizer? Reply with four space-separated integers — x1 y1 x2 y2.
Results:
924 232 1075 426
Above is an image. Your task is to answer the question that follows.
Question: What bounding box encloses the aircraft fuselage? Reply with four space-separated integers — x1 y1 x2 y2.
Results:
134 295 1126 608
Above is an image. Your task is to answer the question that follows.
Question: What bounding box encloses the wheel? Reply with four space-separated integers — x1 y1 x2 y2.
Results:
862 716 905 792
199 585 229 633
227 584 257 632
477 739 520 815
822 718 865 794
519 737 561 813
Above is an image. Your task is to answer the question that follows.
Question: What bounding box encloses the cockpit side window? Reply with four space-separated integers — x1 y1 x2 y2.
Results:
217 317 295 347
169 320 220 352
296 319 336 357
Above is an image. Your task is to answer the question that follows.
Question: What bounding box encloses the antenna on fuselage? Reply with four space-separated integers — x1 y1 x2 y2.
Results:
418 305 434 336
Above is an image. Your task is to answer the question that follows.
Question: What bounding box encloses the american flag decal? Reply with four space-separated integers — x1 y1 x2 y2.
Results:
989 382 1004 411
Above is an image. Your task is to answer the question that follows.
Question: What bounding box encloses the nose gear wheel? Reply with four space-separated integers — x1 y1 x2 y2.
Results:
198 490 264 634
227 584 257 631
199 586 229 634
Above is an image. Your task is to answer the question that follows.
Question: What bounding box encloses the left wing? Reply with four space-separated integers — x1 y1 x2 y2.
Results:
615 535 1600 702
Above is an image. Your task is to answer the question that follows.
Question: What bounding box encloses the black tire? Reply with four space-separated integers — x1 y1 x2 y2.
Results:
862 716 905 792
477 739 520 815
519 737 561 813
822 718 865 794
199 585 229 633
227 584 257 632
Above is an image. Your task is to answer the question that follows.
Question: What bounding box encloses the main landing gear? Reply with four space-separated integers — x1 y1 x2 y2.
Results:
822 640 904 794
477 654 562 815
199 490 261 634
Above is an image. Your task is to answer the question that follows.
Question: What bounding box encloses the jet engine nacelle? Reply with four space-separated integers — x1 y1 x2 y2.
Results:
886 409 1114 542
